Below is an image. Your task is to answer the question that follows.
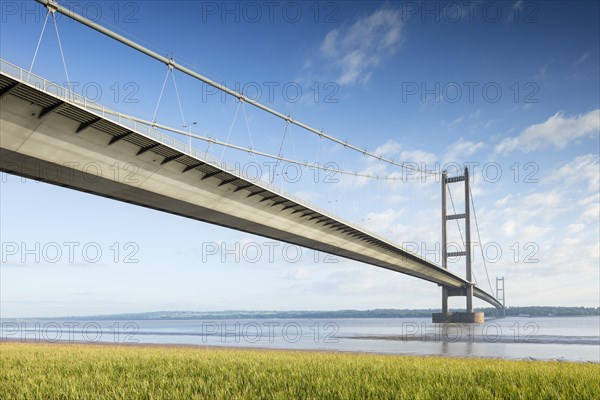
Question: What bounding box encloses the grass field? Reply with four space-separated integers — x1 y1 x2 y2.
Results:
1 342 598 399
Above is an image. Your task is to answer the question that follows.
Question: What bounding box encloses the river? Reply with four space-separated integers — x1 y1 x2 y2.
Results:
2 316 598 362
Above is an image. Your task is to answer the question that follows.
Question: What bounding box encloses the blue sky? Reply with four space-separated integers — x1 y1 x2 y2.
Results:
1 1 598 317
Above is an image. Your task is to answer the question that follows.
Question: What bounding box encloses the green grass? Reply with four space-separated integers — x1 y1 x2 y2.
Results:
1 342 598 399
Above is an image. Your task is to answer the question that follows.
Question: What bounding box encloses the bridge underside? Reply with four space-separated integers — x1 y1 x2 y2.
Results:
0 66 503 311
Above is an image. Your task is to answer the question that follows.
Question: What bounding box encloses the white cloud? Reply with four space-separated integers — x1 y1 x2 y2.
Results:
469 153 599 294
372 139 436 164
578 201 599 225
364 209 404 234
574 51 590 65
520 224 554 241
533 64 548 80
289 266 312 281
522 191 563 211
374 139 401 157
354 140 437 186
566 223 585 233
495 195 513 207
319 6 403 85
580 203 599 222
469 109 482 120
400 149 437 165
550 154 600 193
443 137 485 163
446 116 464 129
343 163 388 189
495 109 600 153
512 0 523 10
502 220 517 237
321 30 340 55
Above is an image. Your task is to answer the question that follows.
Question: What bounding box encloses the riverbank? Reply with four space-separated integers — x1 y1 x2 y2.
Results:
1 341 598 399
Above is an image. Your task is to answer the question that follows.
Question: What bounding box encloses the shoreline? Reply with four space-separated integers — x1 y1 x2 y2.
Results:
3 337 597 364
2 314 597 321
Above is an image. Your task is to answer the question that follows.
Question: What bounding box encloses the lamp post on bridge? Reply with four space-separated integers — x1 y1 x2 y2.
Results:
328 200 338 214
183 121 197 152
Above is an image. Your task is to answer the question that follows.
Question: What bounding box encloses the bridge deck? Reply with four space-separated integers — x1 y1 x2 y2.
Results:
0 59 502 309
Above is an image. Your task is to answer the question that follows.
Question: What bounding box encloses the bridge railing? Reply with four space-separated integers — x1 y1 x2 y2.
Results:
1 58 410 249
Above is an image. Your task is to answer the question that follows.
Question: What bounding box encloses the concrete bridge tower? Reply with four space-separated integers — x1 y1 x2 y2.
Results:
433 167 484 323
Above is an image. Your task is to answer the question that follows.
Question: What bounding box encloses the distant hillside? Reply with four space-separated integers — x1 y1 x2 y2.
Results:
490 306 600 317
25 306 600 321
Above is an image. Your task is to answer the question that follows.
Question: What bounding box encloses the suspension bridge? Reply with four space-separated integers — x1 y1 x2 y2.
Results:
0 0 505 322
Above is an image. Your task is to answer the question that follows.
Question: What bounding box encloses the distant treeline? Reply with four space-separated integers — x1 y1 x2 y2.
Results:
36 306 600 321
484 306 600 317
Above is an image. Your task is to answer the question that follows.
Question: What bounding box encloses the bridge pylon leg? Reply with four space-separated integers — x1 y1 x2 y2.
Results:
433 168 484 324
441 287 448 314
496 277 506 318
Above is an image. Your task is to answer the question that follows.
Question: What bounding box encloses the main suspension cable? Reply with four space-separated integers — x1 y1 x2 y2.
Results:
35 0 438 177
112 110 429 181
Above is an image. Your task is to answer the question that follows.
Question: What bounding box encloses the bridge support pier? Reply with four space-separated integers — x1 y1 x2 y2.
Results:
433 285 484 323
432 311 484 323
